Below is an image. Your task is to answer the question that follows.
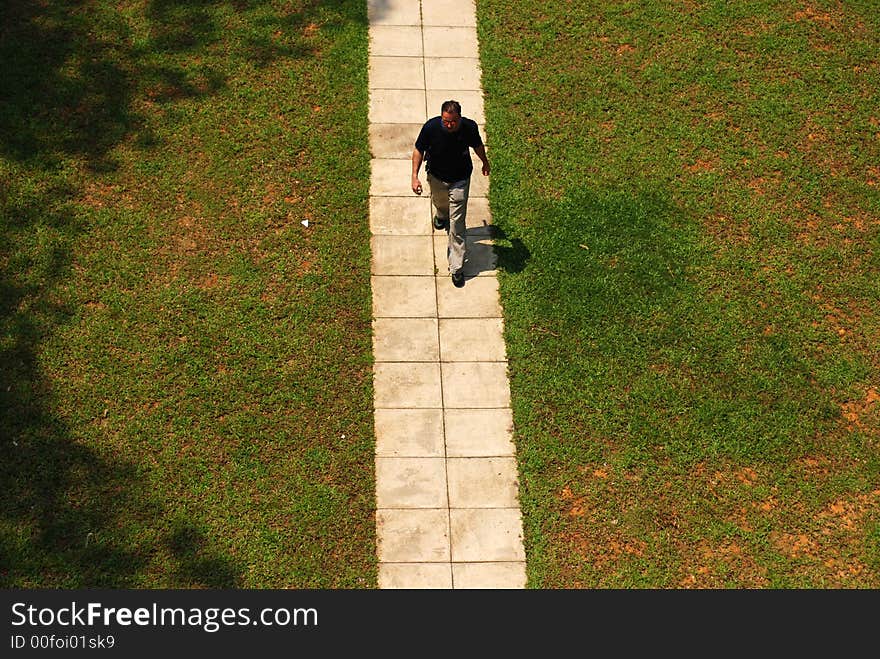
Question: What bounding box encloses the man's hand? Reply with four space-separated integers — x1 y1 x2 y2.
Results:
481 161 490 176
412 175 422 195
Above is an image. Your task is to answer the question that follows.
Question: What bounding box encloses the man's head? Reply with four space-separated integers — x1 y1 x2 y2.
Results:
440 100 462 132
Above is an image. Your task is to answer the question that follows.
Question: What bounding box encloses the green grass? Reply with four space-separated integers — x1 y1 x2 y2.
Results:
1 0 375 587
3 0 878 591
478 0 880 587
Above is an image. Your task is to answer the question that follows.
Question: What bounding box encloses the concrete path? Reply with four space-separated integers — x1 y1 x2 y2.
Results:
368 0 526 588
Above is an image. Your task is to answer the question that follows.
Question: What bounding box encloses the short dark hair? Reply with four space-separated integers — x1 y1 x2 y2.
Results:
441 100 461 115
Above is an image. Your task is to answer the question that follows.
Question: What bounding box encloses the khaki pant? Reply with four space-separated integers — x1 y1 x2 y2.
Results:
427 173 470 274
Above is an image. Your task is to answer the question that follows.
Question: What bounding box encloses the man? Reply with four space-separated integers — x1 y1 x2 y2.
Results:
411 100 490 288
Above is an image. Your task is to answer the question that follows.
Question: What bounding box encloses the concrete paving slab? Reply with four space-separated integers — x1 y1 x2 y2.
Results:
471 147 490 166
444 408 516 457
433 234 496 277
377 509 450 562
380 563 453 588
376 457 448 508
468 149 492 195
441 361 511 408
373 317 439 362
424 57 482 90
374 361 442 408
469 167 490 198
370 123 422 159
370 196 431 235
371 235 435 275
452 562 526 589
370 56 424 90
426 90 483 123
436 275 501 317
367 0 421 26
371 158 417 196
371 275 436 317
372 317 439 363
423 26 479 58
369 25 423 56
450 508 525 562
422 0 476 26
439 318 506 362
370 89 427 123
462 196 493 235
375 408 445 457
447 457 519 508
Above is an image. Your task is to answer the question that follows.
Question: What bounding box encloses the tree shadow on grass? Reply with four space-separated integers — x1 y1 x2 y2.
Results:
0 193 153 585
1 0 365 587
0 188 241 587
0 0 343 170
505 186 838 463
166 520 239 588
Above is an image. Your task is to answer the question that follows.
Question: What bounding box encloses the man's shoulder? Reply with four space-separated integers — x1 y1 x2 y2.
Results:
462 117 481 136
422 116 442 129
462 117 482 143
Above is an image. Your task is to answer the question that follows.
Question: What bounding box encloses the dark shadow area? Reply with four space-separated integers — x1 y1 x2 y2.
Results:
0 2 135 172
0 433 153 587
0 178 237 587
506 185 839 461
165 520 240 588
0 0 351 170
0 187 153 586
1 0 365 586
0 174 153 586
147 0 230 53
518 187 696 324
364 0 387 23
481 224 530 275
453 224 530 280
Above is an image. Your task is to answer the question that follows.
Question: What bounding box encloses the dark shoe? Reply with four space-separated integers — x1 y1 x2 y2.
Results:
451 271 465 288
433 216 447 231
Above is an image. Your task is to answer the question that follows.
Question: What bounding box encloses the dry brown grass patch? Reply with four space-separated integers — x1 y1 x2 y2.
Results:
792 5 839 27
701 214 752 245
840 386 879 431
684 158 717 174
679 539 769 588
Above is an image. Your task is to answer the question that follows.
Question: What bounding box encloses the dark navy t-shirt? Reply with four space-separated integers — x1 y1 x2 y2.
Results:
415 116 483 183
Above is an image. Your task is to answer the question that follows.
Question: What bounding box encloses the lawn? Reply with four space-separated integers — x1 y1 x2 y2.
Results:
3 0 877 590
1 0 375 588
477 0 879 587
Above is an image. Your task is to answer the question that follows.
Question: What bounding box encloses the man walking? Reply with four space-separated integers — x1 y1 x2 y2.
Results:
411 100 490 288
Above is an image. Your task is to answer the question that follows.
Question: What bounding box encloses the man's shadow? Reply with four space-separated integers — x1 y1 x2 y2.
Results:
460 224 530 278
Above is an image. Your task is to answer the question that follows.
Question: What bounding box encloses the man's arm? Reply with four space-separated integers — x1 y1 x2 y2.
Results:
473 144 490 176
411 148 424 194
